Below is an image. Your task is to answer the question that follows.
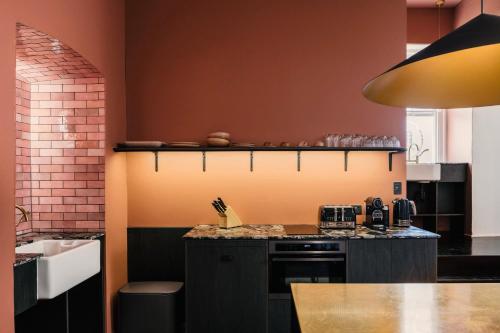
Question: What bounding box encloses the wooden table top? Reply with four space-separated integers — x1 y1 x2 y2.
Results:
291 283 500 333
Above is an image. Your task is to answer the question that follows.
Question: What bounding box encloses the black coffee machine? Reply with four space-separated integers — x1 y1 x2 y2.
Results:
364 197 390 231
393 198 417 227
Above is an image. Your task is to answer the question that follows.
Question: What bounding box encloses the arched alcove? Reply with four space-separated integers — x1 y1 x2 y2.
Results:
15 23 105 234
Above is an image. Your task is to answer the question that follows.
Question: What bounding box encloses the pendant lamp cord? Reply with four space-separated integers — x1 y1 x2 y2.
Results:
481 0 484 14
436 0 444 39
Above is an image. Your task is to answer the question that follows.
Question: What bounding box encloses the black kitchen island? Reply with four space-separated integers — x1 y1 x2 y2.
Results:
184 224 439 333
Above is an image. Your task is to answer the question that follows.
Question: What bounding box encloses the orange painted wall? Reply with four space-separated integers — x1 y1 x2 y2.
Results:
125 0 408 228
127 152 406 227
0 1 127 332
407 8 455 44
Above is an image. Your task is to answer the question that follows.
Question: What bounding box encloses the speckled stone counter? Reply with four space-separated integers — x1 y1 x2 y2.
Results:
183 224 439 240
15 231 104 266
16 231 104 247
14 253 42 267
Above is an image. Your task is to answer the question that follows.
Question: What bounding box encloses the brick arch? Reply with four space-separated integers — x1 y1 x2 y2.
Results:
15 23 105 234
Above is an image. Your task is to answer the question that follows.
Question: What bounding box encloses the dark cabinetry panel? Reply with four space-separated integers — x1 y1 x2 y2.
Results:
440 163 467 182
186 240 268 333
14 261 37 316
347 240 391 283
391 239 437 283
347 239 437 283
128 227 191 282
269 295 291 333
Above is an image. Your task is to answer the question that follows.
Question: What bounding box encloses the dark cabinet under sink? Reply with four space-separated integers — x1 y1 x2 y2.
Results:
14 260 37 316
15 235 105 333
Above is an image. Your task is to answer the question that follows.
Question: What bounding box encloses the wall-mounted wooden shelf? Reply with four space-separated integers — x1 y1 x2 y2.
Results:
113 145 406 172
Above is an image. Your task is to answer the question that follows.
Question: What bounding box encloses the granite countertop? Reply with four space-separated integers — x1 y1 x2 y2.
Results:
14 231 104 267
16 231 104 247
183 224 439 240
14 253 42 267
291 283 500 333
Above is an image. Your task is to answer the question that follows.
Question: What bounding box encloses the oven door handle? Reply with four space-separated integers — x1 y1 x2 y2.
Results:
271 257 345 262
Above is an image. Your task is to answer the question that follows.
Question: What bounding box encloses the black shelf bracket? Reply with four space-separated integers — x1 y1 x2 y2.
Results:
250 151 254 172
154 151 159 172
113 145 407 173
388 152 395 172
297 151 301 172
344 151 349 172
202 151 206 172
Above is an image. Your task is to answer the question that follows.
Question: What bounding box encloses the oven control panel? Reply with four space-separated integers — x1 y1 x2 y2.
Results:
269 240 346 254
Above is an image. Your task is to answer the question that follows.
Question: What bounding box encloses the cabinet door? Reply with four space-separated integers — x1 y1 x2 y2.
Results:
14 261 37 316
391 239 437 283
186 240 268 333
269 295 291 333
347 240 391 283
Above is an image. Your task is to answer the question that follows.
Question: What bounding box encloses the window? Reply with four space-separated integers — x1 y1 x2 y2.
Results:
406 44 445 164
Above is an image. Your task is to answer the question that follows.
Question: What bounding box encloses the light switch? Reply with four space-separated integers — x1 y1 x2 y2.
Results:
393 182 402 195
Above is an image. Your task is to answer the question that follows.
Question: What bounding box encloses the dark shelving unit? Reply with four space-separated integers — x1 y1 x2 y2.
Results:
406 163 483 282
407 163 469 240
113 145 406 172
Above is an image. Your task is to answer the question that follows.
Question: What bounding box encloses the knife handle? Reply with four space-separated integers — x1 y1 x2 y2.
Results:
217 197 227 210
212 202 224 215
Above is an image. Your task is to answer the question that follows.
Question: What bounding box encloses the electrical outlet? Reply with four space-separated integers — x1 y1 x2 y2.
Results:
393 181 402 195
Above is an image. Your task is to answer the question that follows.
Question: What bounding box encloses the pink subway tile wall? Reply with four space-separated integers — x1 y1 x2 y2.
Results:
16 77 33 234
15 23 105 233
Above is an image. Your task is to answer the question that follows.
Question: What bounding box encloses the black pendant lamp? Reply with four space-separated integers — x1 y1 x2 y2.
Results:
363 0 500 109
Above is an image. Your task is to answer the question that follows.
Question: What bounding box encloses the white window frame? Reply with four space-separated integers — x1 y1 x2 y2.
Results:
407 109 446 163
406 44 446 163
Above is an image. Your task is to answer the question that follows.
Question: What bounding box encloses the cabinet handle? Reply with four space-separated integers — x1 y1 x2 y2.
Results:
220 254 234 262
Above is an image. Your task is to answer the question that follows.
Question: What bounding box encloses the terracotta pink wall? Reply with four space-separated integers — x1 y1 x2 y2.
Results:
126 0 407 144
455 0 500 27
407 8 455 43
125 0 407 229
0 1 127 332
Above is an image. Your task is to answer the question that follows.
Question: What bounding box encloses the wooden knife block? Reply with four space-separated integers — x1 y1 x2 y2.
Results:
218 205 243 229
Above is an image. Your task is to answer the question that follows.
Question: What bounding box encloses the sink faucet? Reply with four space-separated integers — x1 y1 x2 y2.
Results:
407 143 429 164
407 130 430 164
16 205 30 226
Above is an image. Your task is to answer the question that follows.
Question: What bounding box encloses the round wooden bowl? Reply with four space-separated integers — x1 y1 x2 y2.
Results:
207 137 230 147
208 131 230 140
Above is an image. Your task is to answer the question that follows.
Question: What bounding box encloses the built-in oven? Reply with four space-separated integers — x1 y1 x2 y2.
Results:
269 240 346 295
268 240 346 332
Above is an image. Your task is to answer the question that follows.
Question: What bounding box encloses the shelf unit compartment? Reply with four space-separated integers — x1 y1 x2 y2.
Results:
407 182 436 215
412 215 437 233
437 182 465 215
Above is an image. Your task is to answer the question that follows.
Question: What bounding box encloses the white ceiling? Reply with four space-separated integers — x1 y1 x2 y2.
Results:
407 0 462 8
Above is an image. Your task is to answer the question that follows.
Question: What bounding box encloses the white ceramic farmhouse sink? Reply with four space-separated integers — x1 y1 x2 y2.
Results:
16 239 100 299
407 163 441 181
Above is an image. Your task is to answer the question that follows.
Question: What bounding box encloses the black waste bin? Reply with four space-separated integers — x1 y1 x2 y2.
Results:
117 281 183 333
